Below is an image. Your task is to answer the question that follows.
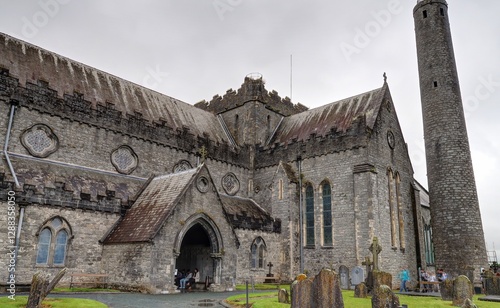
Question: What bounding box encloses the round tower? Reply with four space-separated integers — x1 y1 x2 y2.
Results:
413 0 487 280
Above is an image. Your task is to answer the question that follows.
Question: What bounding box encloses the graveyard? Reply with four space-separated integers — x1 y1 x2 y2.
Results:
226 237 500 307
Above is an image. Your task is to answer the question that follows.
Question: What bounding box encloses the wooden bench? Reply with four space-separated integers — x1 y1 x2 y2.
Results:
420 281 440 292
69 273 109 289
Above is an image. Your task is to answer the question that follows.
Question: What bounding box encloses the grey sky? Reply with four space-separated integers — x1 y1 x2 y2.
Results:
1 0 499 261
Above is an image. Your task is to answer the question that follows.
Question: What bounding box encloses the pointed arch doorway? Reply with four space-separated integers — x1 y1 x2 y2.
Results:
174 214 223 287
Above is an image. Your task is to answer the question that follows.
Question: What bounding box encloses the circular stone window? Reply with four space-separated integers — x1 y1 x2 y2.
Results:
197 176 210 193
222 172 240 196
173 160 192 173
387 131 395 149
21 124 59 158
111 145 138 174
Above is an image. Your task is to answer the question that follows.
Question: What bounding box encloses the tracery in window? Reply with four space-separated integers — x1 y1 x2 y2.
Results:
36 217 72 266
250 237 266 269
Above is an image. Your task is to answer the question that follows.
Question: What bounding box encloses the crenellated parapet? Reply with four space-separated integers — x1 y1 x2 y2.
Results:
255 115 369 168
0 71 251 168
0 172 130 213
195 76 308 116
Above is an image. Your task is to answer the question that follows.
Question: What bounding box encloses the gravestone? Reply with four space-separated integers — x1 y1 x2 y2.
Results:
362 256 374 293
278 288 289 304
291 277 313 308
373 271 392 292
369 237 382 271
339 265 350 290
265 262 275 283
461 298 477 308
440 279 454 300
351 266 365 287
312 269 344 308
452 275 474 307
291 269 344 308
484 270 500 295
371 285 400 308
354 282 367 298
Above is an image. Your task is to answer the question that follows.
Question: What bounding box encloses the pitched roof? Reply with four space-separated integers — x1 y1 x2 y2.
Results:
220 195 280 232
104 168 199 243
0 32 229 144
269 85 388 145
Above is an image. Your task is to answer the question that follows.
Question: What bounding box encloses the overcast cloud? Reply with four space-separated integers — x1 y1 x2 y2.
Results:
1 0 499 261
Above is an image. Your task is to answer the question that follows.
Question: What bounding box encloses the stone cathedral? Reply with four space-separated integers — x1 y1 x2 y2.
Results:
0 0 486 293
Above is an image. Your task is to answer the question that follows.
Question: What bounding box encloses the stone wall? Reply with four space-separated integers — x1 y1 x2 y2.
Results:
234 228 281 283
0 202 119 285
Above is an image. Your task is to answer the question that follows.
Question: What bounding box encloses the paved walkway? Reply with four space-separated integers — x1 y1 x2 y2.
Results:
48 291 245 308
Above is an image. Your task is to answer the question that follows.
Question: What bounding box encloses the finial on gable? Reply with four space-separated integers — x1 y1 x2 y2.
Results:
383 72 387 83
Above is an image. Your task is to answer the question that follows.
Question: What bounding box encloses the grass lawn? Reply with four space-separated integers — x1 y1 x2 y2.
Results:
0 296 108 308
227 288 500 308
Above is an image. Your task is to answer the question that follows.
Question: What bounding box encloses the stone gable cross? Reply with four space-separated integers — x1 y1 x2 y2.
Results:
267 262 274 275
198 146 208 163
369 236 382 271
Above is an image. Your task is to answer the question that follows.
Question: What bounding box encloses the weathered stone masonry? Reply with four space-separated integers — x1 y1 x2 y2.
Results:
0 30 437 293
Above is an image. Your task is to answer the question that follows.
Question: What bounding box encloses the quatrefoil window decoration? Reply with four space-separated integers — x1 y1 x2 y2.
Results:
222 172 240 196
111 145 138 174
21 124 59 158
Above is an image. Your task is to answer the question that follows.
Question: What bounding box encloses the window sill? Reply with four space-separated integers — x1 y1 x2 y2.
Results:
304 245 316 249
321 246 334 249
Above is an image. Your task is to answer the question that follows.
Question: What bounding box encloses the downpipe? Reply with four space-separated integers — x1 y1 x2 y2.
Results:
3 102 24 284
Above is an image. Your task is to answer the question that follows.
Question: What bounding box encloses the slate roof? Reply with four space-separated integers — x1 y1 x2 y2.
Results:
220 195 280 233
0 32 229 144
270 85 388 145
104 168 199 244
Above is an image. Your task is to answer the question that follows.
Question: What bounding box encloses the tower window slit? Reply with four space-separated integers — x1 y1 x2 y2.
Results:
433 81 438 88
423 10 427 18
440 8 444 16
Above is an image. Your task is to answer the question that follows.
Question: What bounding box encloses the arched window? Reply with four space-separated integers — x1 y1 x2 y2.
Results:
322 182 333 246
387 169 397 247
424 223 435 265
36 228 51 264
278 179 284 200
36 217 71 266
54 230 68 265
395 172 405 249
305 185 315 246
250 237 266 269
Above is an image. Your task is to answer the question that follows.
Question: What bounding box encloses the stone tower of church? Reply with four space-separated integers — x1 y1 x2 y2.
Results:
413 0 487 279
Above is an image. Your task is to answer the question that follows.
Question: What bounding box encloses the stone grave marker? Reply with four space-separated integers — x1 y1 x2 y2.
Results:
362 256 374 293
278 288 289 304
369 236 382 271
484 270 500 295
312 268 344 308
440 279 454 301
461 298 477 308
373 270 392 292
339 265 350 290
371 285 400 308
354 282 367 298
291 277 313 308
452 275 473 307
351 266 365 287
